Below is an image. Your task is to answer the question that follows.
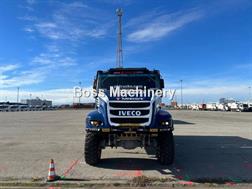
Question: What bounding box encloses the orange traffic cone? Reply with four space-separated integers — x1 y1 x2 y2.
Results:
47 159 59 182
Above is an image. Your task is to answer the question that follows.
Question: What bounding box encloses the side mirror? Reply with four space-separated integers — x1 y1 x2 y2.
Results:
93 79 97 90
93 79 98 98
160 79 164 89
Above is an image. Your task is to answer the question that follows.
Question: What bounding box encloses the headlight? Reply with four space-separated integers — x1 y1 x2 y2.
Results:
90 120 103 127
160 121 170 126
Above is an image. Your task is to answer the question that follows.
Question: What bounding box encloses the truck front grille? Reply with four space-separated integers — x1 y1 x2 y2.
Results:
109 102 150 108
108 101 152 126
111 118 149 124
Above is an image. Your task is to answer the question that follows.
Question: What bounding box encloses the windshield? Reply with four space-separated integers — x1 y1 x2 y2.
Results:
98 74 159 89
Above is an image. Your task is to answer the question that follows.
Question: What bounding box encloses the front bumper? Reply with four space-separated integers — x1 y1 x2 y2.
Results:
86 125 173 133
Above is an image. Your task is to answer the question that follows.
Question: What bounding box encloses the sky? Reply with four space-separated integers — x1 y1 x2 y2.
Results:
0 0 251 104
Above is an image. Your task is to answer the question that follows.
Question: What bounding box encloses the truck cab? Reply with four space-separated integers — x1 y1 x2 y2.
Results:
84 67 174 165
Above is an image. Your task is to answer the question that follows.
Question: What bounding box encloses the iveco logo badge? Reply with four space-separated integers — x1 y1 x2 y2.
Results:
118 110 141 116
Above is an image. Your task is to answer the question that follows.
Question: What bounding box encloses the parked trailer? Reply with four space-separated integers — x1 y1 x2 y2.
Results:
238 103 249 112
206 103 217 111
248 103 252 112
0 105 9 112
7 105 19 112
216 103 225 111
35 105 42 111
227 103 237 112
18 105 29 111
223 104 230 111
199 104 206 111
191 104 199 111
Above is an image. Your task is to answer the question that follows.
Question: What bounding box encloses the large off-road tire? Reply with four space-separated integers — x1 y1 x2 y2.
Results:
84 132 101 165
157 132 174 165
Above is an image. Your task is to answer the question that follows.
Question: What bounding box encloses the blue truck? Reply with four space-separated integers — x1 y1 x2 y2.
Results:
84 67 174 165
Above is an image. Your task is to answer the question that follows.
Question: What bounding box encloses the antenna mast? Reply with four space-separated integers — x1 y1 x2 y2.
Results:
116 8 123 68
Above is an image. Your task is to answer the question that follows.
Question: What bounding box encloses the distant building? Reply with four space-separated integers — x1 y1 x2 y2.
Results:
219 98 226 104
72 103 95 109
21 97 52 106
219 98 236 104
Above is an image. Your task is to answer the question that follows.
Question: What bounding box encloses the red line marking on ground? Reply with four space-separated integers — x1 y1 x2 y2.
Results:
114 169 143 177
62 159 80 177
225 182 236 186
178 181 193 186
134 169 143 177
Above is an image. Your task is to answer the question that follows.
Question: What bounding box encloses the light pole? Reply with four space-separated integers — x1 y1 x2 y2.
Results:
78 81 82 104
116 8 123 68
29 93 32 106
17 87 20 103
180 80 183 108
249 86 251 102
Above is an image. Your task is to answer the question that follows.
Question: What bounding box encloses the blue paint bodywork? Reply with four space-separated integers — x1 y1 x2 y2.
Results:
85 99 173 130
